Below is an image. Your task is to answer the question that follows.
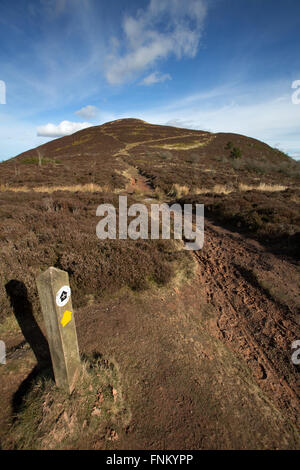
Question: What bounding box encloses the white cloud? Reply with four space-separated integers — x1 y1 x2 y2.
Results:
75 105 99 119
123 82 300 159
164 118 205 130
106 0 207 84
37 120 92 137
161 97 300 143
140 71 171 86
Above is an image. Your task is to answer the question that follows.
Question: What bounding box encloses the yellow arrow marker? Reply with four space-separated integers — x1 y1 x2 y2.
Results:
61 310 72 328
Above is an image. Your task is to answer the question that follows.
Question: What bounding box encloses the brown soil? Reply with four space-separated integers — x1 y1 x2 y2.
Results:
194 221 300 427
74 218 300 450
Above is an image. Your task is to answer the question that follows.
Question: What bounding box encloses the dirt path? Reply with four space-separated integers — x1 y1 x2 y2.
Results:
76 234 300 448
108 164 300 434
193 221 300 426
73 203 299 448
128 169 300 423
103 130 197 158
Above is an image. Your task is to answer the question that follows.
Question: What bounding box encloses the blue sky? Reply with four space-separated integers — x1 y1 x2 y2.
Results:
0 0 300 161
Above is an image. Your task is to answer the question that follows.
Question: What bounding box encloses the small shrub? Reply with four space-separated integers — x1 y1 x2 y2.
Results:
168 184 190 198
225 141 233 150
154 186 165 201
230 147 242 160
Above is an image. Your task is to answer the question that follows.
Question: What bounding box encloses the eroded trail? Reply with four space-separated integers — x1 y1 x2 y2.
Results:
194 221 300 426
114 169 300 429
75 217 300 449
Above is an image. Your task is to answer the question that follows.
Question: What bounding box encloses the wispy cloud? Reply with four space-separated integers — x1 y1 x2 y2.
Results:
164 118 201 130
123 80 300 158
37 120 92 137
75 105 99 119
105 0 207 84
140 71 171 86
1 0 299 162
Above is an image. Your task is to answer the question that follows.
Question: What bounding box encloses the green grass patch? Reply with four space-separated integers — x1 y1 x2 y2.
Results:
20 157 61 165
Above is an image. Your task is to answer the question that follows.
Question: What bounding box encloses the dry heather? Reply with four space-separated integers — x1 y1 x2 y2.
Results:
0 191 193 323
0 119 298 316
194 184 233 195
239 183 288 192
0 183 109 193
168 184 190 198
162 182 291 198
180 188 300 258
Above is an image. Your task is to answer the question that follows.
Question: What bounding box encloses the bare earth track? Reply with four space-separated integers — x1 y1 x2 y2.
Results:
194 221 300 427
74 217 300 449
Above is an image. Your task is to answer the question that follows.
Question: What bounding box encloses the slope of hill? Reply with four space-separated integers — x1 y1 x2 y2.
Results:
1 118 299 256
0 119 299 449
1 118 299 190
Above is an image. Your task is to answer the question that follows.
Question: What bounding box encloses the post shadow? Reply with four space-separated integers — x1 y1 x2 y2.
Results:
5 280 53 416
5 280 51 367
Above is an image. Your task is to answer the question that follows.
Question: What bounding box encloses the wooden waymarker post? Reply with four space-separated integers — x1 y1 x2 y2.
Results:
36 267 81 393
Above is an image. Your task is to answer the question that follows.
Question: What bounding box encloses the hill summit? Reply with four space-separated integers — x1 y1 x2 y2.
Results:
0 118 298 192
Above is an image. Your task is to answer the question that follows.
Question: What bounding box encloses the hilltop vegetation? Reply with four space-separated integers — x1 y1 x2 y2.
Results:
1 118 299 192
